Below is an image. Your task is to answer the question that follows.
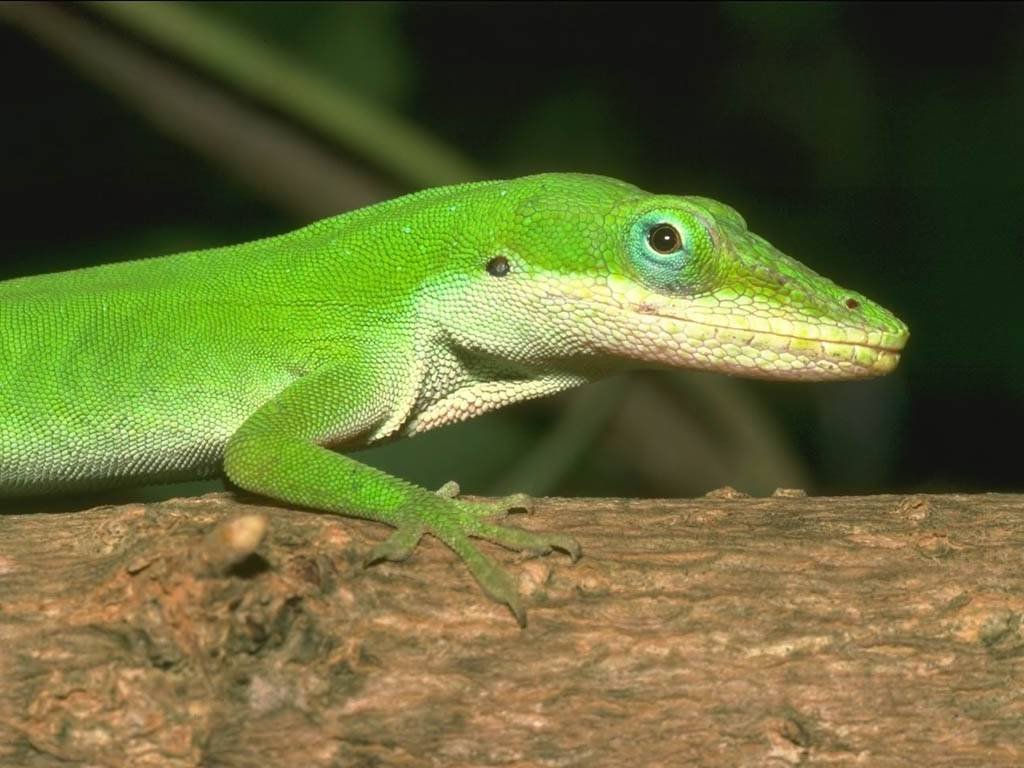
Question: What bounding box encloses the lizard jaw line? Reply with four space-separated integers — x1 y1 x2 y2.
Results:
641 309 908 354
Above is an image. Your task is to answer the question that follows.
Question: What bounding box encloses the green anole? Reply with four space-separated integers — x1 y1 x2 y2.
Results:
0 174 908 624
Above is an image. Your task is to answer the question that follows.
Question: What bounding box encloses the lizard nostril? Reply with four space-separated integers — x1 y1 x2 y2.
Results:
845 297 860 310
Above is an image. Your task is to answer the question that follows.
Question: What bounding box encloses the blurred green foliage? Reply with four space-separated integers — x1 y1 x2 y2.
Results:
1 2 1020 499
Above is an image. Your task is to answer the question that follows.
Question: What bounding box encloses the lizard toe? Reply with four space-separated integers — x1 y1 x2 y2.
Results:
434 480 461 499
363 524 425 566
468 520 581 562
460 543 528 627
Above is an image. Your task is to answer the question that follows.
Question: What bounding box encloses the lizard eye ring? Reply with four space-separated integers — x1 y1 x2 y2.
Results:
627 210 712 294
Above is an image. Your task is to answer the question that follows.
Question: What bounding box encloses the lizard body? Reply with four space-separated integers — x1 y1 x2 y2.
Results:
0 174 908 623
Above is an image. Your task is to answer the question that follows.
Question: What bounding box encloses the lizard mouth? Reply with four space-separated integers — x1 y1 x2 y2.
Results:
535 279 908 379
612 304 910 380
646 309 910 354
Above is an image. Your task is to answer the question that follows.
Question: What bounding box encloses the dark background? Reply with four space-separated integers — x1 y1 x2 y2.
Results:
2 2 1020 499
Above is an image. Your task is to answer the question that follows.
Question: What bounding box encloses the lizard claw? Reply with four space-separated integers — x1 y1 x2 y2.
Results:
549 534 582 562
496 492 532 514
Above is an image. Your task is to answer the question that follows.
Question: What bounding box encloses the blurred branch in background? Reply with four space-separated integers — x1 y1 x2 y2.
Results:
492 378 630 497
0 1 390 218
0 1 809 498
603 373 806 496
89 0 481 188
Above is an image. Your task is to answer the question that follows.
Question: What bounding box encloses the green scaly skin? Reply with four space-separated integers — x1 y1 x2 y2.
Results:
0 174 908 625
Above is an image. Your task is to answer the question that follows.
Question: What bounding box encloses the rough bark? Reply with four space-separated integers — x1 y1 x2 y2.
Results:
1 491 1022 767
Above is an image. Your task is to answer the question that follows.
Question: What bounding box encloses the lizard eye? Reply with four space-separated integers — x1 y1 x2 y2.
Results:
648 224 682 255
627 209 715 295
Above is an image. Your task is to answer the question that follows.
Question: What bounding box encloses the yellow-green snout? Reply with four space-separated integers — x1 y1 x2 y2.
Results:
636 299 909 381
586 280 910 381
610 200 911 381
533 270 908 382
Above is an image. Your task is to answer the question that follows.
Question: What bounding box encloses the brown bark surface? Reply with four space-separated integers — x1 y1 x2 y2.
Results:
1 492 1022 767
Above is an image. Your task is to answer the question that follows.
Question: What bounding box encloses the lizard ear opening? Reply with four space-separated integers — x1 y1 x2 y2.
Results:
486 256 510 277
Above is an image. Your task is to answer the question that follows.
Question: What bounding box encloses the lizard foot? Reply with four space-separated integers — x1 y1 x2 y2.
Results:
449 500 581 626
365 490 580 626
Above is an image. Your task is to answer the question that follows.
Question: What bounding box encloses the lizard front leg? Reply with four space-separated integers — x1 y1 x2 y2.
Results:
222 365 579 626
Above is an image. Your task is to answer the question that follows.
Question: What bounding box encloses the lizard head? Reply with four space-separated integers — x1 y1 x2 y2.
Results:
442 174 909 382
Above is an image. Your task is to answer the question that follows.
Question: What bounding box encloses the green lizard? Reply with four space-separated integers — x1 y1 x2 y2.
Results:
0 173 908 624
